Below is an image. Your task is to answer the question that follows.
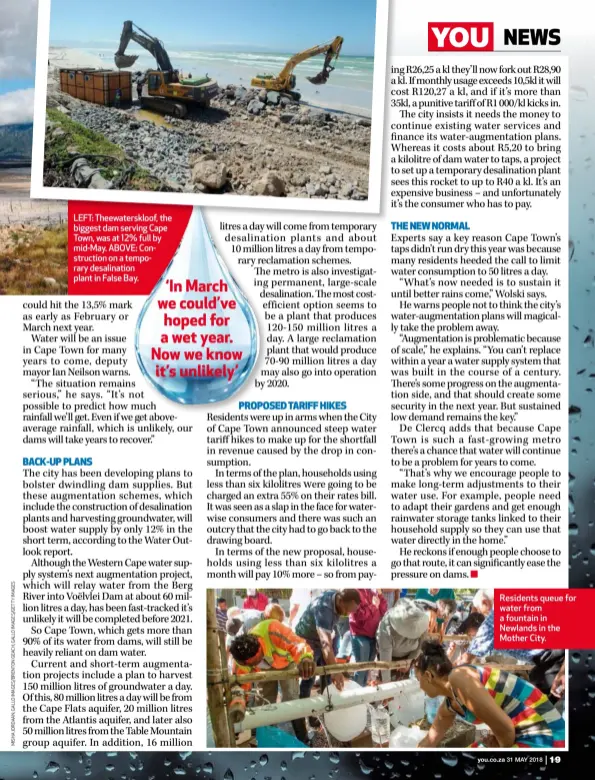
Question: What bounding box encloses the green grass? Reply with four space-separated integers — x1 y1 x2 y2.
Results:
45 109 162 191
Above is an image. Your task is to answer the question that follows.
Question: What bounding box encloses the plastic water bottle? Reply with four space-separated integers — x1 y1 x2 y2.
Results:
369 705 391 747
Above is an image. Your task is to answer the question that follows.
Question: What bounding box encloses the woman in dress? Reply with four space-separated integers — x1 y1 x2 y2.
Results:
414 641 565 748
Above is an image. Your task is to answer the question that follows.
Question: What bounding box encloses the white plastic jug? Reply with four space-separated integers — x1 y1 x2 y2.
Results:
389 724 426 748
388 679 425 726
322 680 367 742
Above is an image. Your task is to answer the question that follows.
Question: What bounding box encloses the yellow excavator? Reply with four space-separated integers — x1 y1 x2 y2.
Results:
251 36 343 101
114 21 219 118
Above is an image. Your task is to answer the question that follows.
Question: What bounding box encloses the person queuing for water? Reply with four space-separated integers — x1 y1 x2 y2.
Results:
446 612 485 664
349 589 387 686
229 619 315 744
527 651 566 712
224 602 283 657
295 589 362 695
414 587 456 603
376 599 430 682
414 641 565 748
442 598 469 636
436 598 457 637
454 589 564 703
414 599 440 635
226 617 243 648
336 623 353 664
216 598 228 632
243 589 269 611
228 603 287 641
455 589 508 665
289 588 323 628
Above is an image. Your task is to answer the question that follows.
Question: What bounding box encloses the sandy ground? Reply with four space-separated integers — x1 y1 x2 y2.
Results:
49 47 105 71
0 169 32 200
0 198 67 227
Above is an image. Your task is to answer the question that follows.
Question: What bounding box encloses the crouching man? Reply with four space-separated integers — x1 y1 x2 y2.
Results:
229 619 315 744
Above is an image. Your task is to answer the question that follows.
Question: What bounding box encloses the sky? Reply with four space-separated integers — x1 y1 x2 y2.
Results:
49 0 378 56
0 0 37 125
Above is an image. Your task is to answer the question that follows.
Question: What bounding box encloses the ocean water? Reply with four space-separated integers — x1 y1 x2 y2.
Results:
90 47 375 115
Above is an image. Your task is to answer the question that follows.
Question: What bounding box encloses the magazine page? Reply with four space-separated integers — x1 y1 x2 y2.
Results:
0 0 591 776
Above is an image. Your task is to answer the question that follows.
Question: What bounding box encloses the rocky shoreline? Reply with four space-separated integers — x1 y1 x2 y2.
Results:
45 81 371 198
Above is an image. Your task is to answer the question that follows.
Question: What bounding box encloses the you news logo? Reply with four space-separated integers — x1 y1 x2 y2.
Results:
428 23 494 52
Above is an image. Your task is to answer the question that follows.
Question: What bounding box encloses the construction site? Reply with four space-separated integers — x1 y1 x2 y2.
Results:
43 19 373 198
206 589 565 750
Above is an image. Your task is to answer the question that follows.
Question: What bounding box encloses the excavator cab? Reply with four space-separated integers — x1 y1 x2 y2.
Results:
148 72 165 91
114 21 218 117
251 36 343 99
140 70 218 116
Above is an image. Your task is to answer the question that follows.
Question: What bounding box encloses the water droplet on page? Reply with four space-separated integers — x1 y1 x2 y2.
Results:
570 85 588 101
135 207 258 404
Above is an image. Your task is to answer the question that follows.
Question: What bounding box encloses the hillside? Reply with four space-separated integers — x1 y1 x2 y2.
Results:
0 123 33 163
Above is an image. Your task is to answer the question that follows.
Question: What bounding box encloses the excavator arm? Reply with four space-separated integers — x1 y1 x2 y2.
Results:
278 36 344 86
114 20 174 73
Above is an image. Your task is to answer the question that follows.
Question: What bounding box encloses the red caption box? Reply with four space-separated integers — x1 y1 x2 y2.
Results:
494 589 595 650
68 201 192 295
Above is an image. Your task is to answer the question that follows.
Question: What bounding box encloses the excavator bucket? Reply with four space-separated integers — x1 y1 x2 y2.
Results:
115 53 139 69
307 68 331 85
307 50 336 85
